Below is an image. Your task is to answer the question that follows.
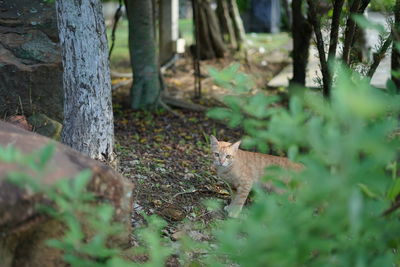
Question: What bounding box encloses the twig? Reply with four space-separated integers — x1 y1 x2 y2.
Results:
108 0 123 59
367 33 392 78
382 200 400 216
172 189 199 198
307 0 331 97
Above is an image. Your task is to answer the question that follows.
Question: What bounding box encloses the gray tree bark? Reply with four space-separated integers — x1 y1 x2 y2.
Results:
125 0 161 109
56 0 114 161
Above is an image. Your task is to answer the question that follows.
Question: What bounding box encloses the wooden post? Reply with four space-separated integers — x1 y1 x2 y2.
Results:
159 0 179 65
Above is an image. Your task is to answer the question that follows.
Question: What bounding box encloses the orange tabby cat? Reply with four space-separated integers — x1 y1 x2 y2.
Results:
210 135 303 217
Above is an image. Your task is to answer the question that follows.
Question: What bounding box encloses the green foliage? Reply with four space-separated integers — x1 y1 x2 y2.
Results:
206 63 400 265
236 0 250 12
352 14 385 34
369 0 395 12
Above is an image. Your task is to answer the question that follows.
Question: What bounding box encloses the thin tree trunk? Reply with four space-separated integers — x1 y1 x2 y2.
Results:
228 0 246 50
307 0 330 97
280 0 292 31
328 0 345 62
290 0 312 86
342 0 362 65
367 34 392 77
125 0 161 109
392 0 400 90
56 0 114 161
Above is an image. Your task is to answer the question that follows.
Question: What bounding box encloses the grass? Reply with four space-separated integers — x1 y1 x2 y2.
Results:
245 32 290 53
107 19 130 70
106 18 290 69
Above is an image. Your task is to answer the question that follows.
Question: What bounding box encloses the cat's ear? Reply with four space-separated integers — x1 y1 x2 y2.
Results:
231 140 241 151
210 135 218 149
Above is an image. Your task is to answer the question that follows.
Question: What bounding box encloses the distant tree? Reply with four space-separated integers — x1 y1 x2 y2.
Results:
290 0 312 87
216 0 246 51
56 0 114 161
124 0 161 109
194 0 226 59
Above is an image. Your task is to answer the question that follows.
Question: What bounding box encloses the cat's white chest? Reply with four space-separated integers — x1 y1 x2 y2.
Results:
216 166 240 188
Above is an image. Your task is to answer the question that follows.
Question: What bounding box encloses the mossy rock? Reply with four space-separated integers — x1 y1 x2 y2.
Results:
27 114 62 140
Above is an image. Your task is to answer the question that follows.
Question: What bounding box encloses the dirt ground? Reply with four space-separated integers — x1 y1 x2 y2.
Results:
112 48 289 244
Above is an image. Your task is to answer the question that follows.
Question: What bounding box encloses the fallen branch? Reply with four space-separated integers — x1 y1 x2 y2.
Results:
111 71 133 79
161 94 208 112
158 98 186 120
112 79 132 90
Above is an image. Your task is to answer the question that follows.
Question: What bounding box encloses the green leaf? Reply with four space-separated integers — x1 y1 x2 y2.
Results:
352 14 385 33
358 183 378 199
207 108 232 120
288 145 298 161
386 79 398 95
97 204 114 223
387 179 400 201
35 144 55 169
73 169 92 194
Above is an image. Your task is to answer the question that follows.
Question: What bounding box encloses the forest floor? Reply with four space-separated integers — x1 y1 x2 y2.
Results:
110 28 292 252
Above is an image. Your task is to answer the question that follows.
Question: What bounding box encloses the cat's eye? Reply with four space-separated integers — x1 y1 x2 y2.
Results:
226 155 232 159
214 152 219 157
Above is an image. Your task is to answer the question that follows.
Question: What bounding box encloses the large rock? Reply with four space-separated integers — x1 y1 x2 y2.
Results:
0 121 134 267
0 0 63 122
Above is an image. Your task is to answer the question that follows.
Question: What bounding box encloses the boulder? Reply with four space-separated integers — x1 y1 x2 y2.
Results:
0 0 63 122
0 121 134 267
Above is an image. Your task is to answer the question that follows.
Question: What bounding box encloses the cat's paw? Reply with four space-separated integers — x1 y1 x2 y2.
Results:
224 205 241 218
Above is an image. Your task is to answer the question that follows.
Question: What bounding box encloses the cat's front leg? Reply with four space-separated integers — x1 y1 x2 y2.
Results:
225 182 252 218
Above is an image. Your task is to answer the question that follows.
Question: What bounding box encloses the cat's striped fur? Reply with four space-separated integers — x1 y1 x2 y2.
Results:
210 135 302 217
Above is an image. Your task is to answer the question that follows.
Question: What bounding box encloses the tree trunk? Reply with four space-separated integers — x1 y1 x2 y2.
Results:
228 0 246 50
159 0 179 65
196 0 226 59
392 0 400 90
290 0 312 86
125 0 161 109
56 0 114 161
216 0 237 48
